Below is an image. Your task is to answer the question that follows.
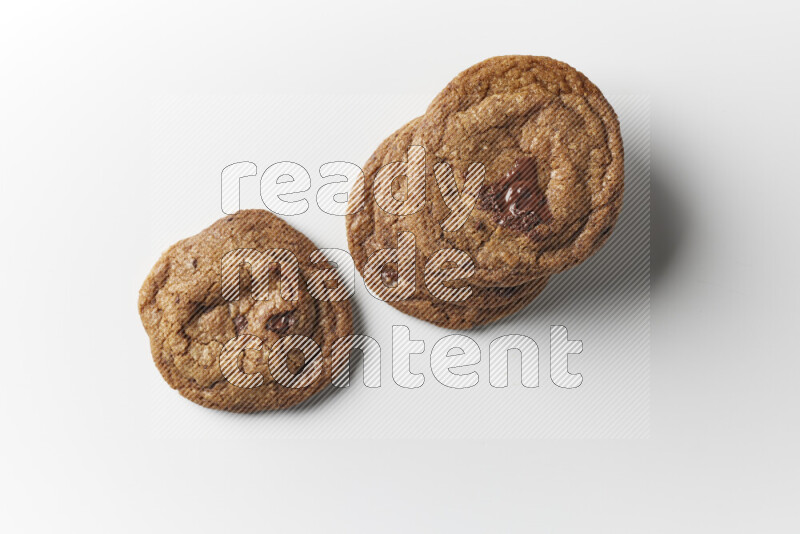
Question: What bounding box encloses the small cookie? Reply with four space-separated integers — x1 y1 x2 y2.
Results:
138 210 353 412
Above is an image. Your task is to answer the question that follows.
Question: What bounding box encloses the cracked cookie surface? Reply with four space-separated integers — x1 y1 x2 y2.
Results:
139 210 352 412
347 56 624 292
346 117 550 328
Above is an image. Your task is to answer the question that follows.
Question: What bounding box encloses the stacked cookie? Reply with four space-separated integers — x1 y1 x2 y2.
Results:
346 56 624 329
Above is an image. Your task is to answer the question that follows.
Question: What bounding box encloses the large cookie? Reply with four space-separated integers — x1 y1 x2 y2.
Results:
347 56 624 290
347 117 549 321
138 210 353 412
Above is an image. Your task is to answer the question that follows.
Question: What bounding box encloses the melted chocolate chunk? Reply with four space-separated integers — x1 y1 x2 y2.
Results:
233 315 248 334
476 158 552 239
381 263 398 287
265 311 296 335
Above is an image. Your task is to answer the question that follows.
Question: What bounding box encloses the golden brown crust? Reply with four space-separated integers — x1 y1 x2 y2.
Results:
346 55 624 292
139 210 353 412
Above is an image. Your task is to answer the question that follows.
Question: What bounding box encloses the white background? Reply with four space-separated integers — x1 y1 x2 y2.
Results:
1 1 798 532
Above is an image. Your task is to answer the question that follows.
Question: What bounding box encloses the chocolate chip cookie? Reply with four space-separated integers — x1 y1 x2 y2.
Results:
346 56 622 326
139 210 353 412
416 55 624 285
347 116 550 323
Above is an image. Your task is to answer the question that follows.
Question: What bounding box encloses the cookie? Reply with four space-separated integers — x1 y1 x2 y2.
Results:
347 55 624 295
138 210 353 412
347 117 550 322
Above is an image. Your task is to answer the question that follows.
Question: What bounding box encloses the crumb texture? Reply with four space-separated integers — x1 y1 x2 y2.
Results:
139 210 353 412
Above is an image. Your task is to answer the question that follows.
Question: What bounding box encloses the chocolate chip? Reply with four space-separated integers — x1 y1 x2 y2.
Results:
381 263 398 287
233 315 248 334
192 258 198 268
476 157 552 239
265 311 296 335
